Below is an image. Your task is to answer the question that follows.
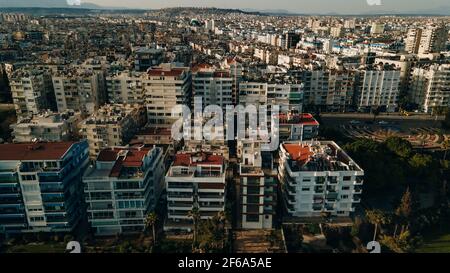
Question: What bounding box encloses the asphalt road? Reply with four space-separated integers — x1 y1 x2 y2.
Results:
321 115 443 132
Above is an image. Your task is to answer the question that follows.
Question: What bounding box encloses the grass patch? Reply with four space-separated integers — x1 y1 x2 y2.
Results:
5 242 67 253
416 221 450 253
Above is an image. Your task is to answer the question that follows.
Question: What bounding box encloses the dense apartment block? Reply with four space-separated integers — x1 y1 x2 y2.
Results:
165 152 226 231
410 64 450 113
405 26 448 54
145 64 191 126
81 104 147 158
279 141 364 218
356 66 401 112
192 66 233 110
52 68 106 115
106 71 145 105
83 146 165 235
9 68 55 120
134 47 164 72
239 82 303 113
0 141 89 233
10 110 81 143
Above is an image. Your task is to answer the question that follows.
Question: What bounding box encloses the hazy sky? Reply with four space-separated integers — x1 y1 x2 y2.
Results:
84 0 450 13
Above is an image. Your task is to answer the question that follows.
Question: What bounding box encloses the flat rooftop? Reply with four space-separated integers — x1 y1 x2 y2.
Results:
279 113 320 126
282 141 362 173
0 142 76 161
172 152 224 167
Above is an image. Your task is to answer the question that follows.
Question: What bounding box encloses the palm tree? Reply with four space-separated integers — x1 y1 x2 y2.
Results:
366 209 388 242
188 206 201 248
443 140 450 161
395 188 414 236
144 212 158 245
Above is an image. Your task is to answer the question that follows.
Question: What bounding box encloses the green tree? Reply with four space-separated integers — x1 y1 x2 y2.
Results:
395 188 414 237
366 209 389 241
344 139 406 194
380 230 422 253
198 211 227 252
144 212 158 245
188 206 201 249
442 140 450 161
385 137 413 158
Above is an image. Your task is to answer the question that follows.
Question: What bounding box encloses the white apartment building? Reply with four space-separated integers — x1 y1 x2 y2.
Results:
0 141 89 233
327 70 356 112
106 71 145 104
81 104 147 159
279 141 364 218
165 152 226 231
418 26 448 54
405 28 423 54
52 68 106 115
330 26 344 38
410 64 450 113
356 66 401 112
239 82 303 113
371 23 385 34
9 68 54 120
192 67 233 110
10 110 81 143
238 140 276 229
145 64 191 126
301 70 330 107
83 146 165 235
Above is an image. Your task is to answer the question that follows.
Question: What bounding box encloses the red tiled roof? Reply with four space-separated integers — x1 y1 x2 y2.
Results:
283 143 312 165
96 147 151 177
148 68 185 77
213 71 230 78
192 63 212 73
173 153 224 167
0 142 76 161
97 149 118 162
137 127 172 136
110 156 124 177
122 150 149 167
279 113 320 126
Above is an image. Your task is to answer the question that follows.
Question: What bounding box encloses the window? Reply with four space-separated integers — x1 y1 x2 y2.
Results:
343 176 352 181
246 214 259 222
30 216 45 222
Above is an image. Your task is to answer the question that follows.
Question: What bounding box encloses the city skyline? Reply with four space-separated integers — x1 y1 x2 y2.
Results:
1 0 450 14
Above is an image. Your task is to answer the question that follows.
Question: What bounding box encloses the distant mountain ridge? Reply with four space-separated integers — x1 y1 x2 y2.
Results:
0 0 102 9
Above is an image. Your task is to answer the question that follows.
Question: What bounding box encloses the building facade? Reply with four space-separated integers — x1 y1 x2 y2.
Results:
81 104 147 159
0 141 89 233
165 152 226 231
83 146 165 235
279 141 364 218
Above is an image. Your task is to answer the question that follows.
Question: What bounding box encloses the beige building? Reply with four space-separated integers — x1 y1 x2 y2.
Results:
145 64 191 126
106 71 145 104
10 110 82 143
9 68 54 120
81 104 147 158
52 68 106 115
